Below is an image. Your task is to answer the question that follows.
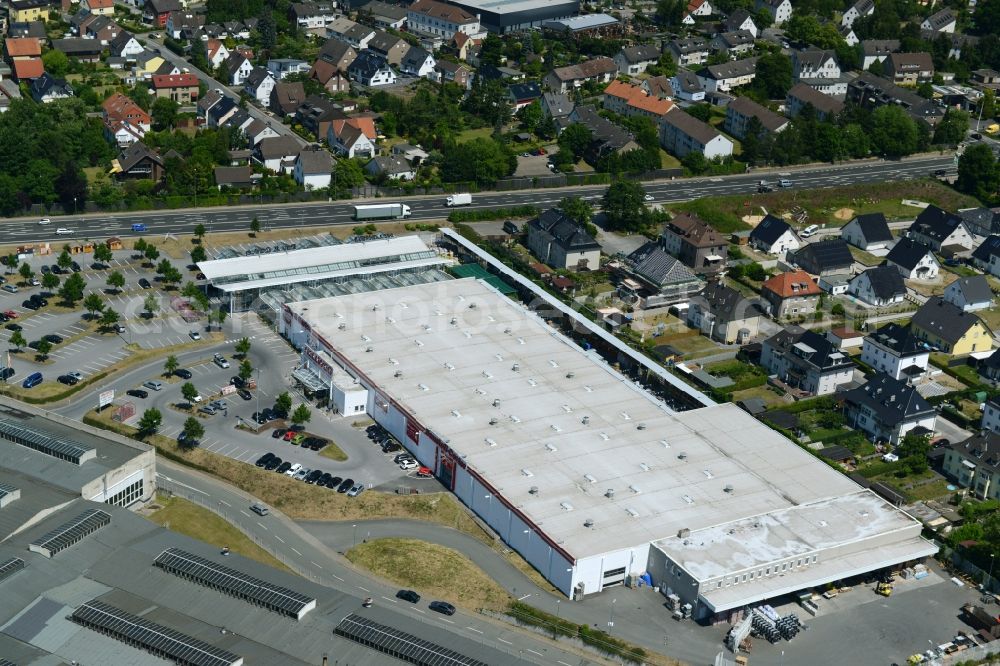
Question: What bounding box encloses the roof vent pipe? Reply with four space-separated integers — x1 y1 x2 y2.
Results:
584 518 594 528
512 363 520 371
582 415 590 425
678 528 690 538
605 488 615 499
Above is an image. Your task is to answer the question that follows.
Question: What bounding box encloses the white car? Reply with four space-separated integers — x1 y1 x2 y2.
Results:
644 194 654 201
191 393 203 403
213 353 230 369
68 371 83 381
29 278 40 286
38 218 50 225
399 459 418 470
189 330 201 340
285 462 302 477
55 228 73 235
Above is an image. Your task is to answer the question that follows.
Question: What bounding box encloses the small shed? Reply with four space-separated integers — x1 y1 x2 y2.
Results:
105 237 123 250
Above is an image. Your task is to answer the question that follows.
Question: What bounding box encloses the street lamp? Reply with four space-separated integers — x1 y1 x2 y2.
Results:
609 598 616 627
353 524 357 548
555 599 560 618
988 553 996 592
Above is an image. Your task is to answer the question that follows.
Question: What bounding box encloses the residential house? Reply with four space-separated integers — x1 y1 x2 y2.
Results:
687 0 714 16
221 53 253 86
144 0 182 27
685 280 761 343
642 76 674 99
986 398 1000 434
849 74 946 125
12 59 44 83
842 372 937 444
365 155 416 181
328 18 377 50
435 60 472 89
544 57 618 94
848 265 906 307
311 55 354 93
451 31 481 62
827 327 865 350
52 39 104 63
30 73 73 103
242 119 279 146
526 208 602 271
908 205 974 253
861 39 899 70
255 135 301 172
270 81 306 116
911 296 992 355
671 70 706 102
959 207 1000 237
711 30 755 57
359 0 409 30
293 146 333 190
297 95 342 137
368 31 411 67
748 215 800 255
112 141 165 180
723 96 788 139
921 8 956 33
108 32 143 60
83 15 122 45
755 0 792 25
81 0 115 14
602 80 674 121
390 143 428 165
978 352 1000 386
861 323 930 381
943 276 993 312
406 0 479 40
5 37 41 61
668 37 710 66
0 80 23 113
885 237 940 280
761 327 855 395
614 45 661 76
327 116 377 158
267 59 310 80
942 431 1000 499
9 0 50 23
151 73 199 103
659 109 733 159
205 95 237 128
792 49 847 96
660 212 727 273
972 69 1000 86
791 238 853 276
696 57 757 93
289 2 339 34
842 0 874 27
760 270 822 319
165 11 204 39
568 106 641 163
722 9 757 37
214 166 254 190
348 50 397 86
9 21 48 39
244 67 276 106
619 242 704 308
102 91 151 146
973 236 1000 276
841 212 893 251
840 25 859 47
204 39 230 69
884 52 934 85
508 82 542 111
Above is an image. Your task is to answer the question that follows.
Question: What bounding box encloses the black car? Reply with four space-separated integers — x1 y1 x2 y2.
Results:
50 266 64 275
237 388 252 401
40 265 50 274
396 590 421 604
326 475 342 489
71 261 81 272
27 340 40 350
305 469 324 484
0 367 14 381
933 169 948 177
271 428 287 439
337 478 354 493
230 376 244 387
317 473 332 486
30 295 47 306
429 601 456 616
276 461 292 474
4 323 20 331
0 313 7 323
138 278 151 289
43 334 63 345
264 457 282 471
382 442 402 453
255 452 275 467
174 368 193 379
57 374 79 385
271 408 288 420
126 388 148 399
21 300 40 311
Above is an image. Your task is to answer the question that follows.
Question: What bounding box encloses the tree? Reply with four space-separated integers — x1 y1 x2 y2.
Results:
602 181 649 232
56 249 72 270
559 196 593 226
34 338 51 359
181 382 199 403
99 308 120 329
753 52 793 99
745 263 767 281
934 109 970 146
2 255 17 274
249 217 261 235
191 245 208 264
93 244 113 263
144 245 160 263
193 223 206 242
238 358 254 381
143 293 159 318
59 272 86 305
291 404 312 426
41 271 59 290
137 408 162 437
107 270 125 293
42 49 69 78
558 123 593 161
980 89 997 122
18 263 32 282
259 11 277 49
235 337 251 357
9 329 26 350
275 391 293 414
151 97 179 131
181 416 204 444
83 292 105 319
439 138 516 184
163 355 179 376
870 105 919 158
516 100 543 132
957 143 1000 201
215 308 228 331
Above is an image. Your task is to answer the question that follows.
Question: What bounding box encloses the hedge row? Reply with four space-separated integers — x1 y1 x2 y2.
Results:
447 205 538 223
507 602 647 664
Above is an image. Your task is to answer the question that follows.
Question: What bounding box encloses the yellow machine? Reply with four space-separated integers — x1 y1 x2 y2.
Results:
986 123 1000 135
876 582 893 597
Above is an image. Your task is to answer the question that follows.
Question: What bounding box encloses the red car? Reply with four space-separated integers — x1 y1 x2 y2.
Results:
4 311 17 318
283 430 296 441
416 467 433 478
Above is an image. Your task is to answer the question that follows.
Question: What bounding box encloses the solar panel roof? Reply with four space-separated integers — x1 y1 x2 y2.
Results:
0 659 16 666
153 548 316 619
0 557 24 584
335 614 490 666
0 418 95 464
72 600 242 666
29 508 110 557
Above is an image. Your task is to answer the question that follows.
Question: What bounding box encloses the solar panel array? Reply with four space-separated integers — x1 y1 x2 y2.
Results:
334 614 490 666
0 419 96 465
153 548 316 619
71 600 243 666
0 659 17 666
0 481 19 508
29 508 111 558
0 557 24 584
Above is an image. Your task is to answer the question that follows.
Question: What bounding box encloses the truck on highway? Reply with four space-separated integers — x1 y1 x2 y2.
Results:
445 193 472 207
352 203 412 220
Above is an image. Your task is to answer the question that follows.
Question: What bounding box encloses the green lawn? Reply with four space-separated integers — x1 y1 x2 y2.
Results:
659 149 681 169
318 441 349 461
456 127 494 142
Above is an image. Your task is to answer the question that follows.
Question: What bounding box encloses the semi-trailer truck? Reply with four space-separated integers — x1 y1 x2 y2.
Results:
352 203 412 220
445 193 472 207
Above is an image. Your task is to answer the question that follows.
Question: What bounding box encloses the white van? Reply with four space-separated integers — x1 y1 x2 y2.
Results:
801 224 819 238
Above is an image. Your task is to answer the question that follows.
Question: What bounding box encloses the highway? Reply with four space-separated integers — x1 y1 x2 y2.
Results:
4 154 955 244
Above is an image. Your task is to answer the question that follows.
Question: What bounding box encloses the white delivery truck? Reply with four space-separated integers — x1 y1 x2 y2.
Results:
446 193 472 207
352 203 412 220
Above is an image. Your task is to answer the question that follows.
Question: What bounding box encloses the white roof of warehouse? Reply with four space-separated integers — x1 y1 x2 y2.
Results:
286 279 923 561
453 0 580 13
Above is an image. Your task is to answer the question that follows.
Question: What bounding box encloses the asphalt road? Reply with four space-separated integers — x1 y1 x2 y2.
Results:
3 154 955 244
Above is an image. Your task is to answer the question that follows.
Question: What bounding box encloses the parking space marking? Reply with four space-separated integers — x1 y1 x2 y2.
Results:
219 500 231 507
331 574 345 581
358 586 370 592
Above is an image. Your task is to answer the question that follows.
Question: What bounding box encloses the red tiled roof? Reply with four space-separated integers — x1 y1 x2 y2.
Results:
12 58 45 81
102 92 151 125
87 0 114 8
5 37 41 58
151 73 199 88
762 270 822 298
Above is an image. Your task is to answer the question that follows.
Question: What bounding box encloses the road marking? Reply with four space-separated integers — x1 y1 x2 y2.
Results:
291 547 302 555
466 627 483 634
256 521 267 530
517 593 532 601
219 499 230 507
557 661 572 665
156 474 208 495
437 617 455 624
310 561 323 569
381 596 397 603
332 574 344 581
273 535 284 543
411 607 425 613
240 510 251 517
497 637 512 644
526 648 542 656
358 586 370 592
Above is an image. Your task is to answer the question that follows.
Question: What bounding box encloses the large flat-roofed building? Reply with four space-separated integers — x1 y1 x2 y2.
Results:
198 235 451 312
445 0 580 33
278 278 936 618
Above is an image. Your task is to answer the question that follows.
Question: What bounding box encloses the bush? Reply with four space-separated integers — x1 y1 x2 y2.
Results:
448 205 538 222
507 602 647 663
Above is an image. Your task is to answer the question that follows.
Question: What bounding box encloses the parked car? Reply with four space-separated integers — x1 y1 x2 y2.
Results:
0 367 14 381
285 462 302 477
396 589 421 603
57 374 79 386
126 389 149 399
143 380 164 391
138 278 151 289
293 467 310 481
399 459 418 470
21 372 42 389
337 478 354 493
305 469 324 484
198 405 217 416
326 475 342 489
264 456 282 471
21 300 40 311
174 368 192 379
272 428 287 439
43 334 63 345
347 483 365 497
189 330 201 340
255 453 275 467
237 388 252 401
4 323 20 331
429 601 456 616
276 461 292 474
213 353 230 369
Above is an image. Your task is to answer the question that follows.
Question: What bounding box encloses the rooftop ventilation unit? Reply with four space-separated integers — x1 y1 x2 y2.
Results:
450 317 457 325
529 486 539 494
629 485 641 494
488 315 495 322
724 484 734 493
386 317 395 324
492 399 500 407
566 372 575 379
400 302 408 308
527 378 536 386
584 474 597 484
511 415 521 423
335 312 343 319
475 388 486 395
417 383 429 391
483 370 493 379
605 488 615 499
415 340 424 347
463 331 472 339
584 518 594 528
682 495 694 504
561 405 572 413
550 424 561 432
620 412 631 421
444 362 455 371
451 409 461 418
600 432 609 441
560 502 574 511
495 354 503 361
582 416 590 425
521 468 534 477
584 385 593 392
485 438 497 446
702 470 714 479
365 346 373 353
338 323 346 330
678 452 687 460
423 324 432 331
394 371 403 378
660 440 669 448
504 328 512 334
371 304 379 311
678 528 690 538
637 423 646 430
549 360 559 368
468 303 477 309
361 335 371 342
389 358 398 365
639 463 650 472
545 443 558 452
517 338 525 345
511 363 520 372
626 507 639 518
489 418 498 425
